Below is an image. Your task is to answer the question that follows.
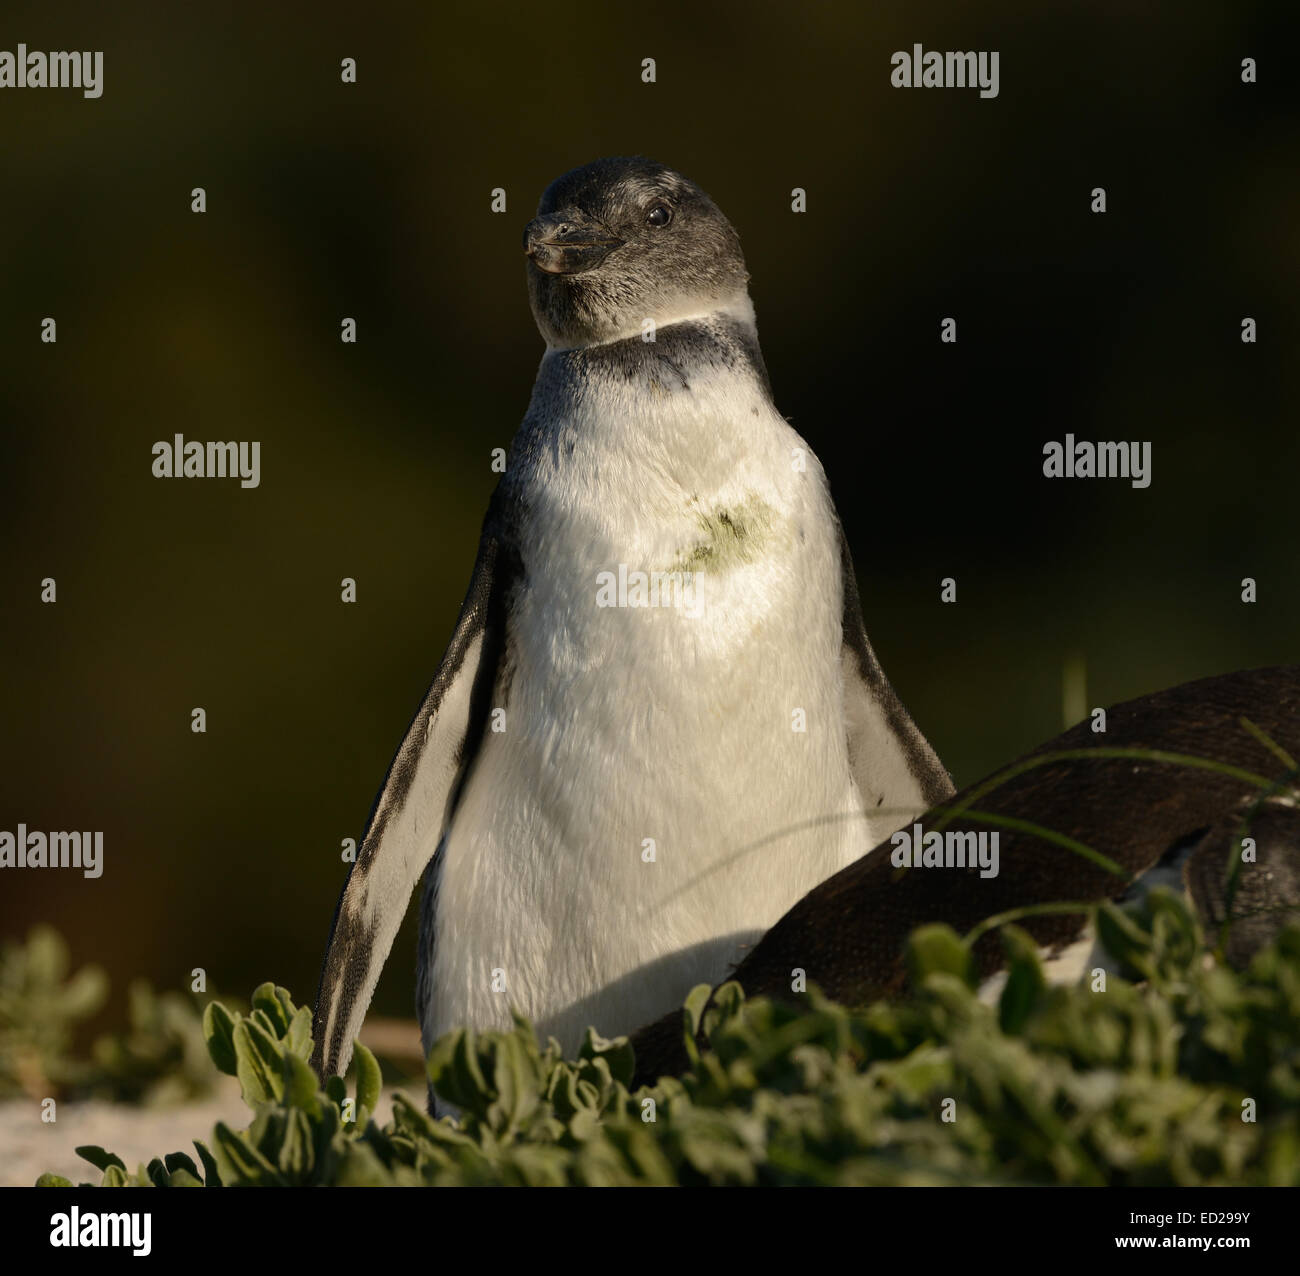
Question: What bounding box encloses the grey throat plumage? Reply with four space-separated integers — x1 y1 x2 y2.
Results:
309 156 952 1088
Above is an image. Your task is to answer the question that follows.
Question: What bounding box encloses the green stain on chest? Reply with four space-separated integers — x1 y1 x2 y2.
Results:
669 493 779 574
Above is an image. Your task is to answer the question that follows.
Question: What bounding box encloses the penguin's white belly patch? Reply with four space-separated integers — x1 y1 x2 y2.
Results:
425 540 870 1054
428 734 868 1056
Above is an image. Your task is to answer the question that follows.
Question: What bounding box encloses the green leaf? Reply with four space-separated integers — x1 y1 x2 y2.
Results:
233 1017 286 1105
211 1122 285 1187
192 1139 222 1187
683 984 712 1037
905 924 976 989
277 1108 316 1180
285 1005 313 1059
332 1140 391 1185
353 1040 382 1119
146 1157 170 1188
310 1098 344 1180
702 981 747 1041
202 1001 239 1076
484 1032 540 1135
1096 901 1154 979
682 984 713 1067
283 1049 323 1116
163 1151 200 1180
427 1029 489 1113
578 1027 635 1088
101 1164 128 1187
248 1007 280 1041
998 925 1047 1035
251 982 293 1037
76 1145 127 1173
35 1173 73 1187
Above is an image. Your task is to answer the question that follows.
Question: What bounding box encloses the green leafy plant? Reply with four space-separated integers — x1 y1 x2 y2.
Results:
0 926 216 1106
36 893 1300 1187
1 926 108 1100
86 980 215 1106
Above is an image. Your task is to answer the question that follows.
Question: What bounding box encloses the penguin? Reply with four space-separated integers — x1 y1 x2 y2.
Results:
309 157 953 1087
625 665 1300 1088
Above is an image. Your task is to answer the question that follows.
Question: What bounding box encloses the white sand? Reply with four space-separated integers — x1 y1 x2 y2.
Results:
0 1080 425 1187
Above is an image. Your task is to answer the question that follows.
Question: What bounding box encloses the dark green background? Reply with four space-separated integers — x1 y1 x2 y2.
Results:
2 1 1296 1029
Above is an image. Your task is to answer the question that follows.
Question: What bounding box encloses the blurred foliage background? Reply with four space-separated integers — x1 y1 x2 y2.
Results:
1 1 1296 1034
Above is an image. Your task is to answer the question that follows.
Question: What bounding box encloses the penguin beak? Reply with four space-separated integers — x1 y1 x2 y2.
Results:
524 210 624 275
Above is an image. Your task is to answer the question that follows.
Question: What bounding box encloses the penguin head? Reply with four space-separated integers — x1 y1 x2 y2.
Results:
524 157 750 349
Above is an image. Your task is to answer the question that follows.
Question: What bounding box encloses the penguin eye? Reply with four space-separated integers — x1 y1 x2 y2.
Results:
646 204 673 228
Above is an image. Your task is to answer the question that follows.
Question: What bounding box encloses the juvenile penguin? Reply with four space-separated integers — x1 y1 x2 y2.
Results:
310 157 952 1086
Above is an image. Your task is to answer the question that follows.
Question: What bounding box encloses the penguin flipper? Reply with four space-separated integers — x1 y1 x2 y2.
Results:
836 522 953 816
310 510 514 1081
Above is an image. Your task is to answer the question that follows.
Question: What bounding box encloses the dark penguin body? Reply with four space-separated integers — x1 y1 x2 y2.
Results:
627 665 1300 1087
